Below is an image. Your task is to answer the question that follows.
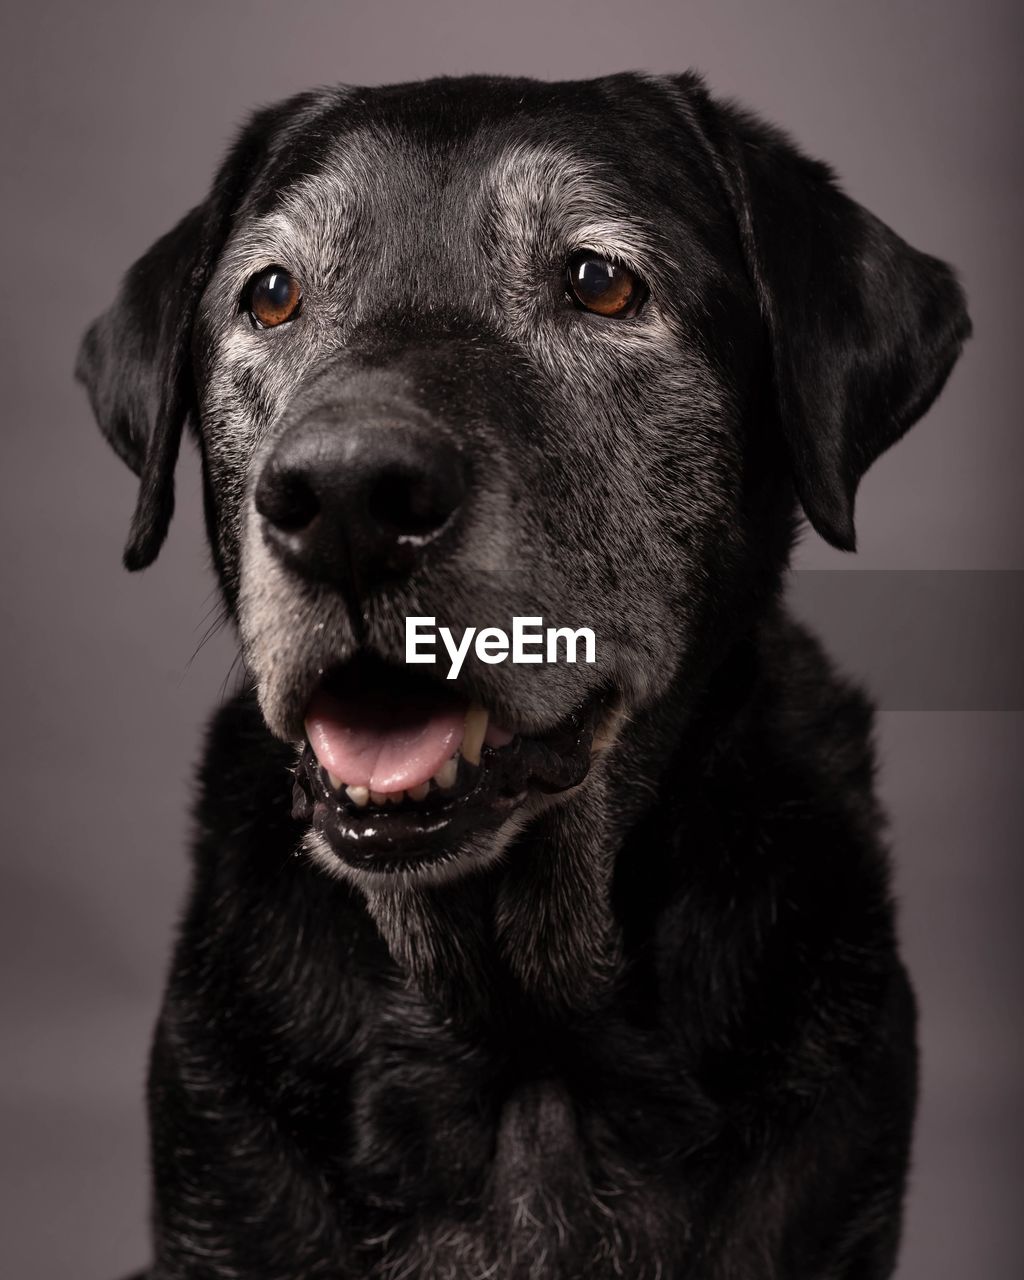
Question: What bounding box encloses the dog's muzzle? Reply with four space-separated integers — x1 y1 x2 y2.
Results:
252 401 611 879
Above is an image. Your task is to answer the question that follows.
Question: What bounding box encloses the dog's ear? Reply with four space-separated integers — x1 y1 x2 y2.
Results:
679 78 971 550
75 95 315 570
76 204 214 570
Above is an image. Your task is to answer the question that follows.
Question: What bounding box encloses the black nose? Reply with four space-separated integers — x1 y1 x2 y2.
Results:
254 413 468 589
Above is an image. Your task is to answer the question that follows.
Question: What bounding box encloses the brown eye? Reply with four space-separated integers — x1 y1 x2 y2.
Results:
247 266 302 328
566 251 644 317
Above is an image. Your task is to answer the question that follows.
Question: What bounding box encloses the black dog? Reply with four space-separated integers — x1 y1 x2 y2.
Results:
78 73 969 1279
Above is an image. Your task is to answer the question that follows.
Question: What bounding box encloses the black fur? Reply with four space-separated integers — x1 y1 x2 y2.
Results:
77 73 969 1278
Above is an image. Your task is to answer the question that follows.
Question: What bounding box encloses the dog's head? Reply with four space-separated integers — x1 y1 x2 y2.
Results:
77 73 969 891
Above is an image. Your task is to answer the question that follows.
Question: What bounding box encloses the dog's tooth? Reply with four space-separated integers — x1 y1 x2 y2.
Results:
433 754 459 791
345 784 369 807
407 780 430 802
388 791 404 805
369 790 388 806
328 772 343 791
462 703 489 766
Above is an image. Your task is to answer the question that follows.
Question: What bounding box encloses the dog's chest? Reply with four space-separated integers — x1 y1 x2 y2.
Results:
343 1057 685 1278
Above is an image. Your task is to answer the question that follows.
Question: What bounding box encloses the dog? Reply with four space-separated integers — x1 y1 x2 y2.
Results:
77 72 970 1279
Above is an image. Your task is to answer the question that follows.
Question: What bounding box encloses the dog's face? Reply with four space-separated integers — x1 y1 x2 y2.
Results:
77 73 968 890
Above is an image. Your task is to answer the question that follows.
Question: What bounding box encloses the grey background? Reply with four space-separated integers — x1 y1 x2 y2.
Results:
2 1 1021 1276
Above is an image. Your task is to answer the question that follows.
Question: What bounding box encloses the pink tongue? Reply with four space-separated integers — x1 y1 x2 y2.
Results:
305 687 466 793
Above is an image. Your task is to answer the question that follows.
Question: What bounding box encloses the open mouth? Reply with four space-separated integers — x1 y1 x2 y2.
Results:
290 656 603 875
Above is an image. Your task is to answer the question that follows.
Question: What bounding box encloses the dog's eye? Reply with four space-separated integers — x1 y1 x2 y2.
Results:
247 266 302 328
566 252 643 317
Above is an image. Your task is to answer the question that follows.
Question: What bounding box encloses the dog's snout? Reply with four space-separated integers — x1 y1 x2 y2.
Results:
255 413 468 588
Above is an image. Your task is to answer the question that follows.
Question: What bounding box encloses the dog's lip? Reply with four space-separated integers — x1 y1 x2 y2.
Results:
292 686 606 875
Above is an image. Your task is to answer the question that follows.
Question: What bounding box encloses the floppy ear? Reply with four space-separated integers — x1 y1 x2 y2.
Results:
680 79 971 550
76 205 215 569
75 94 318 570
